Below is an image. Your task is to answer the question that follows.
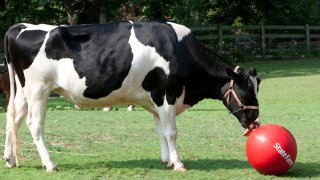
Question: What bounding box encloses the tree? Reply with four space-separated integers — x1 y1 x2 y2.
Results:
62 0 130 25
255 0 320 25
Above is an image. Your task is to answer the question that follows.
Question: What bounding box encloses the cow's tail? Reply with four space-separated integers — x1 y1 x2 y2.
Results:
4 33 20 167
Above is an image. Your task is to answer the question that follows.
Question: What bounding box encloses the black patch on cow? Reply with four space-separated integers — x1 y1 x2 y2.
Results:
45 27 84 59
141 66 184 106
133 22 177 62
45 22 133 99
142 67 167 106
5 24 47 87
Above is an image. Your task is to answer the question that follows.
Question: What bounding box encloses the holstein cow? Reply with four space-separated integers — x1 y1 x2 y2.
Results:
3 21 260 172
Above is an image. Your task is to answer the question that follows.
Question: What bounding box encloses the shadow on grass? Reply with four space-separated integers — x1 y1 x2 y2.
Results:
58 159 319 177
58 159 249 173
282 162 320 178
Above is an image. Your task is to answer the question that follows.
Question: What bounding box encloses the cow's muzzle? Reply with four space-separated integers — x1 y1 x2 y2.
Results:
243 118 260 136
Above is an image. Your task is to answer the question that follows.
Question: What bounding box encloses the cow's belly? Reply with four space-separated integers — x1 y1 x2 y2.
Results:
52 61 154 108
54 74 153 109
54 86 152 109
22 53 150 109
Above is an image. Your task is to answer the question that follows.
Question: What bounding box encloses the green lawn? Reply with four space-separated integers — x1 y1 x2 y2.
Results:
0 59 319 179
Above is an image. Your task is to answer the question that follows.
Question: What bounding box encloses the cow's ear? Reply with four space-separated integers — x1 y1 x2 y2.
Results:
248 67 257 76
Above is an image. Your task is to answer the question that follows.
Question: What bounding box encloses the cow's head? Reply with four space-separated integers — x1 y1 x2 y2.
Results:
222 66 261 136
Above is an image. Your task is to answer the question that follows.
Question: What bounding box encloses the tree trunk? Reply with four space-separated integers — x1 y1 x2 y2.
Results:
63 0 77 25
99 5 107 24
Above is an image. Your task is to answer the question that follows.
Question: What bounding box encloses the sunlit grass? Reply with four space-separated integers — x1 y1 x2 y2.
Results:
0 59 319 179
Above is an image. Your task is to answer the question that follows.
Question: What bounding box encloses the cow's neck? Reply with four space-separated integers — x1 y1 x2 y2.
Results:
182 35 234 106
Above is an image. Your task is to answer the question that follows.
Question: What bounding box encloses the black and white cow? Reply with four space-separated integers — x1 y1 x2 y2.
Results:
3 21 260 172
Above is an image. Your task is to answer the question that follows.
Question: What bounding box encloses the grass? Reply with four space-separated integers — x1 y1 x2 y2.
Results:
0 59 320 179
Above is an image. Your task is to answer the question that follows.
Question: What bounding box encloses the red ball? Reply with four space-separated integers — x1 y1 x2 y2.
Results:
246 124 297 175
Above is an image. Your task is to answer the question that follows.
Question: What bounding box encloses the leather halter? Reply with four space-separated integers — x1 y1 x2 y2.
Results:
223 66 259 114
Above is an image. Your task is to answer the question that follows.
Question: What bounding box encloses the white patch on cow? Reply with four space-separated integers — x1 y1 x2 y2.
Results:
96 23 170 112
17 23 57 39
250 76 258 98
23 28 88 106
128 26 170 75
175 87 191 115
167 22 191 41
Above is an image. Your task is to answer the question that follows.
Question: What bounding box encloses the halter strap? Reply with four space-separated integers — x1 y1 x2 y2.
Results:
223 66 259 113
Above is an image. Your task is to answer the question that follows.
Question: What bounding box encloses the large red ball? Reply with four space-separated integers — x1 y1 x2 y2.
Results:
246 124 297 175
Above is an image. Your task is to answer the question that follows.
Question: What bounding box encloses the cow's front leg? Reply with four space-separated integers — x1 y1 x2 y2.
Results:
25 86 57 172
154 116 170 167
156 102 186 172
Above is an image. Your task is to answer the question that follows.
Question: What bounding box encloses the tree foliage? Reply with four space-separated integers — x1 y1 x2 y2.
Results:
1 0 319 26
256 0 320 25
1 0 320 50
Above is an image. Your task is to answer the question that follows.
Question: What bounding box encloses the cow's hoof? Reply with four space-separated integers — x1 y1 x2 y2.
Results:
6 162 17 168
4 157 16 168
175 167 187 172
44 164 58 173
46 166 58 173
162 161 173 168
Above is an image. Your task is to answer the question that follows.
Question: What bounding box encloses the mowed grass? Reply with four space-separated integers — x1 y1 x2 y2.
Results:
0 59 320 179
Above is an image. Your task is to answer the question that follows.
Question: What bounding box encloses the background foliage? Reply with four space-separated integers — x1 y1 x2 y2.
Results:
1 0 320 33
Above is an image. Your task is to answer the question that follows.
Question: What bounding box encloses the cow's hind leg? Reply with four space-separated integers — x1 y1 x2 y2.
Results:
25 84 57 172
156 102 186 172
4 85 28 168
